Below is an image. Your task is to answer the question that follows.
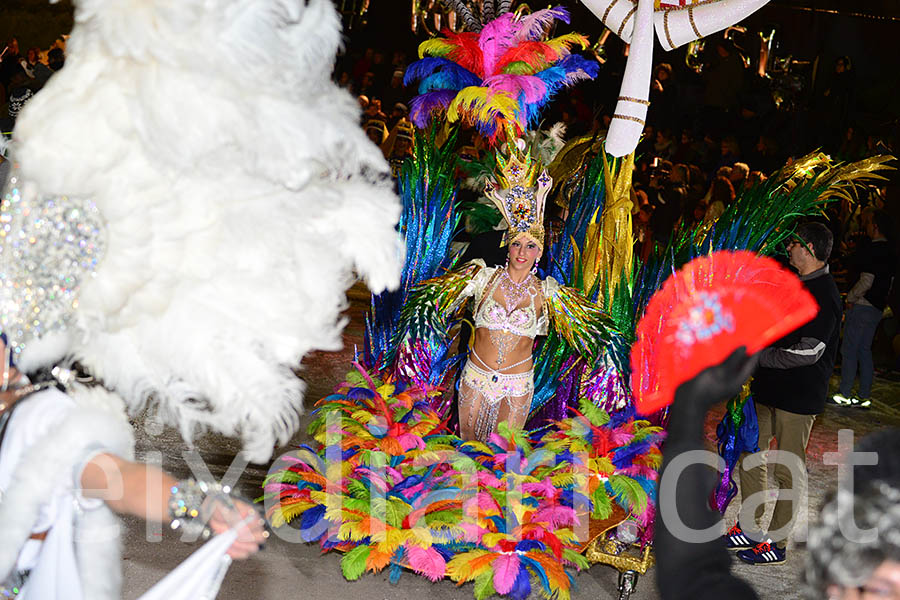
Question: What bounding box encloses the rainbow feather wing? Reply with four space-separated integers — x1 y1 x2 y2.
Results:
544 284 630 377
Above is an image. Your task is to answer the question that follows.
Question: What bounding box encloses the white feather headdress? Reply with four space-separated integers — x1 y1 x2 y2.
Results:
3 0 403 463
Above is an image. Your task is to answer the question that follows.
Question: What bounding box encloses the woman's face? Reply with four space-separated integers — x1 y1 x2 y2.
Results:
508 238 541 271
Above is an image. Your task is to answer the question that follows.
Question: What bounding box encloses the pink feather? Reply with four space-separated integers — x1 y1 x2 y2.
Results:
479 13 519 76
488 432 510 450
522 478 559 499
483 74 548 103
492 553 521 595
477 472 503 488
476 491 502 513
515 7 570 41
397 433 426 451
611 429 635 446
532 505 578 528
406 545 447 582
616 464 658 479
459 521 489 542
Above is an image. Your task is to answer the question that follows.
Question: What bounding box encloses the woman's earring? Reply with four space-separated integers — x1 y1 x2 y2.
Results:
531 263 538 275
505 256 509 269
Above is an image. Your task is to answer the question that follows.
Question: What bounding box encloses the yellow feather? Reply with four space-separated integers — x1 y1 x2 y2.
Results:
446 549 494 583
269 500 315 528
419 38 455 58
350 409 375 424
481 532 511 547
447 87 519 128
407 527 435 548
544 33 589 55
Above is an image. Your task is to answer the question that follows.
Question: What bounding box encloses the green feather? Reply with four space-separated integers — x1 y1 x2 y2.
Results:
609 474 648 514
386 498 412 528
341 545 371 581
591 485 613 520
562 548 590 570
474 569 497 600
577 397 610 427
347 479 370 499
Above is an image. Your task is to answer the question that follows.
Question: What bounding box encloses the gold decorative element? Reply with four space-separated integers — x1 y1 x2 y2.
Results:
663 9 675 49
617 96 651 106
612 113 645 125
584 537 655 574
602 0 622 24
618 4 638 37
688 6 702 39
487 131 552 249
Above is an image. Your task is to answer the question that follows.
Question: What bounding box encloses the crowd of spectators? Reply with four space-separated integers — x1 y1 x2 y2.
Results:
0 38 66 139
333 34 899 375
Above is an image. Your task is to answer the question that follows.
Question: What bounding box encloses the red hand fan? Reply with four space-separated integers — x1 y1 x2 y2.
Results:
631 250 818 415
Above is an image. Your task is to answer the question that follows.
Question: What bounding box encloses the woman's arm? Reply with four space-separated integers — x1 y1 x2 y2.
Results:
81 453 266 559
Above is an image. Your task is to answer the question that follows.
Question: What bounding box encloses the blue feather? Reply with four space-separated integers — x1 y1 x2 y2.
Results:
389 547 406 584
299 505 327 542
557 54 600 80
612 439 652 468
510 563 532 600
519 555 551 593
418 68 482 94
404 57 479 88
486 515 507 532
515 539 546 552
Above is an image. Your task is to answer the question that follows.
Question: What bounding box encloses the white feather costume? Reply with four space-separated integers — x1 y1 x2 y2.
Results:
1 0 401 595
7 0 403 463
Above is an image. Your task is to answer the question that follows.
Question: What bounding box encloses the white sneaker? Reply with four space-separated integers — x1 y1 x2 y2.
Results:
831 393 852 406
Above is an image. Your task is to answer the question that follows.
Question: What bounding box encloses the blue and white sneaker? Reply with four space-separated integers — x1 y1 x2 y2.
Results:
736 540 786 565
724 523 756 551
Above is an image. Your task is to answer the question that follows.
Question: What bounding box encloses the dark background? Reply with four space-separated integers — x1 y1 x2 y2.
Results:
3 0 898 127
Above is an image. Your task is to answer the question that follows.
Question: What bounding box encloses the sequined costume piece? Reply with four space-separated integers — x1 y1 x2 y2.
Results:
0 172 106 360
455 267 561 440
459 356 534 441
473 270 546 339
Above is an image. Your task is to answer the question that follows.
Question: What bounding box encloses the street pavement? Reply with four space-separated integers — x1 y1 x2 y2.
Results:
121 286 900 599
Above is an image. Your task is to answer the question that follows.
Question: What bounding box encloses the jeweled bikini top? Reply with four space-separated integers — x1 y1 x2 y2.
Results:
473 268 548 339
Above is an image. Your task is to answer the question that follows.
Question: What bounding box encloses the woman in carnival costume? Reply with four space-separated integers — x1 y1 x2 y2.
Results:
416 135 625 441
0 0 403 597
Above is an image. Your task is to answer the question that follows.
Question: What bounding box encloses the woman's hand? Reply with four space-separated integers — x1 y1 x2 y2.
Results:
207 497 268 559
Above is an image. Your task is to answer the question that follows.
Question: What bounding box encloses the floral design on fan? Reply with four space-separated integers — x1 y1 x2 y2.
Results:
675 291 735 346
505 185 536 232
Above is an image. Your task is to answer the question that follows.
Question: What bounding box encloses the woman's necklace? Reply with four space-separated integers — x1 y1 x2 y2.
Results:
498 267 534 310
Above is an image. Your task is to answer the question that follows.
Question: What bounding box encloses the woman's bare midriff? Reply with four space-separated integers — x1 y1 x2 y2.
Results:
471 328 533 372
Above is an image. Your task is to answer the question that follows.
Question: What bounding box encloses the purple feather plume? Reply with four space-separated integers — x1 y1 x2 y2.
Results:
409 90 458 128
515 7 571 41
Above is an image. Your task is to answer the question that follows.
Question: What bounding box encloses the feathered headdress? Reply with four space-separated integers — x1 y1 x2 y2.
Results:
405 7 598 142
484 133 552 249
3 0 403 463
